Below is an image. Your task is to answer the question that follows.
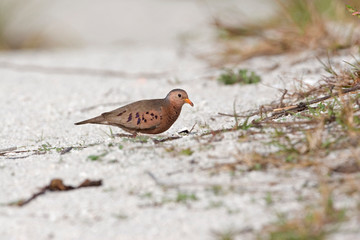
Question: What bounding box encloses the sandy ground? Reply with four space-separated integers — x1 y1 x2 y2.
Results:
1 1 360 240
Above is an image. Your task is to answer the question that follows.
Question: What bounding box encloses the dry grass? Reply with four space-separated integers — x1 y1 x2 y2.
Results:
207 0 360 66
260 180 346 240
208 58 360 175
201 58 360 238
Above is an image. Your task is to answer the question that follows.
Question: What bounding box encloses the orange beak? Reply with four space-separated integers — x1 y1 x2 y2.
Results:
184 98 194 107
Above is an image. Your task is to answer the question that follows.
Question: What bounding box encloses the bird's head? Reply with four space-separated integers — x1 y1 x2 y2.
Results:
166 89 194 108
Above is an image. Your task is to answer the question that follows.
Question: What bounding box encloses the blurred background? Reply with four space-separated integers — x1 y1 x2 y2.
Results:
0 0 285 50
0 0 359 64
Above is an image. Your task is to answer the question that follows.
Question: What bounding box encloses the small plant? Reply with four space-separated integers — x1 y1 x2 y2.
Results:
37 142 64 153
207 200 224 209
210 185 224 196
180 148 194 156
37 143 53 152
176 192 198 203
252 163 263 170
237 117 253 130
268 135 300 155
218 69 261 85
140 192 153 199
265 192 274 205
101 127 116 139
87 152 108 161
113 212 129 220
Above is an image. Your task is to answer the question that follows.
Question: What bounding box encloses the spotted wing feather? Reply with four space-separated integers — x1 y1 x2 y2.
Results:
101 99 164 132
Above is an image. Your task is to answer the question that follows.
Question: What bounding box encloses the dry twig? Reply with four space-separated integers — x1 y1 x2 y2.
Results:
10 178 102 207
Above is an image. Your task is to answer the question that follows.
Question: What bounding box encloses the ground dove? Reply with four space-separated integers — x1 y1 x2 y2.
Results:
75 89 194 136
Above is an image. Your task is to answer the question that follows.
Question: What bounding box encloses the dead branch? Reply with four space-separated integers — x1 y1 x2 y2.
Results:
10 178 102 207
263 84 360 121
219 84 360 121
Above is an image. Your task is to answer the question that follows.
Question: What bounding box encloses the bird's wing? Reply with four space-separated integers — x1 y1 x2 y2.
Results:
102 99 164 131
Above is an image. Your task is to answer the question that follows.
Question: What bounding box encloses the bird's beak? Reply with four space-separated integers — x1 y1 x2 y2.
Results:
184 98 194 107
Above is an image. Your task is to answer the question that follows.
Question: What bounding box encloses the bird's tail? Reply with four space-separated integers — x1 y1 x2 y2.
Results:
74 115 107 125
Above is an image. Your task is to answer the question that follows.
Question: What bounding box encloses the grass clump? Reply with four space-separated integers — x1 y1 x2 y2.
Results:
218 69 261 85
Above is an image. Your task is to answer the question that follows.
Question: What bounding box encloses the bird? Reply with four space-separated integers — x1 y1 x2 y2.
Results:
75 89 194 136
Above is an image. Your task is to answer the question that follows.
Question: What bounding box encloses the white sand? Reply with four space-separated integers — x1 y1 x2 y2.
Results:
0 1 359 239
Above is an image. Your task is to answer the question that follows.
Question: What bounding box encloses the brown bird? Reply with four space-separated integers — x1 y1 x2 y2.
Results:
75 89 194 136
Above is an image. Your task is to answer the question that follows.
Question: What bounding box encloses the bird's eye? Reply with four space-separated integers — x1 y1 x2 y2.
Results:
178 94 182 98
